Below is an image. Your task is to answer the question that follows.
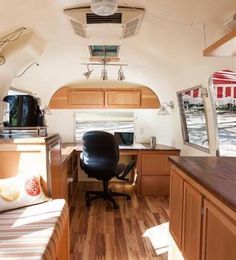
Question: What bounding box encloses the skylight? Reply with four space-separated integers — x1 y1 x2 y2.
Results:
89 45 119 57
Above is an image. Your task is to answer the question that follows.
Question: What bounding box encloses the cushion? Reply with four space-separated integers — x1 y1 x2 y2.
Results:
0 174 49 212
0 199 68 260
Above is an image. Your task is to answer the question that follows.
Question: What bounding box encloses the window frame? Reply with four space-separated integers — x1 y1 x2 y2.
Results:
177 85 210 153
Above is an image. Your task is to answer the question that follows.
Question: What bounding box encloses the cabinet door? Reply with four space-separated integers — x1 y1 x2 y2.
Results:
61 162 69 202
182 183 203 260
48 139 62 198
141 154 169 175
106 90 141 108
169 169 184 248
68 89 105 107
202 200 236 260
141 175 170 195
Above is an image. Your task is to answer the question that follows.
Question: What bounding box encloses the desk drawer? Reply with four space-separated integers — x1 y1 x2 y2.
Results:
141 154 170 175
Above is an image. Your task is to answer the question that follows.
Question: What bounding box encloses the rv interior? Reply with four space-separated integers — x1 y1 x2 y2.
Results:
0 0 236 259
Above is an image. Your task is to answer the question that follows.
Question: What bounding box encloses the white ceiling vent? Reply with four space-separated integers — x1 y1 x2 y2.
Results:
64 6 144 39
70 19 86 38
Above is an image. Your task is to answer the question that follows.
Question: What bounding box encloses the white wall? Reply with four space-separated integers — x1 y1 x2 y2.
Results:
1 0 236 156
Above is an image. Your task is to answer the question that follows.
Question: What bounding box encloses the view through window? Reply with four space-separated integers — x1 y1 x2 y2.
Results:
177 85 209 152
74 111 134 142
211 70 236 156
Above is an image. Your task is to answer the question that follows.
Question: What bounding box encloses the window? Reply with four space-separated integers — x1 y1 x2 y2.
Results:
210 70 236 156
89 45 120 57
74 111 134 142
177 85 209 152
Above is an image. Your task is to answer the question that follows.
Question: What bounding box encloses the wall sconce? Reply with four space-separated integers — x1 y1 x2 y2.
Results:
158 101 174 115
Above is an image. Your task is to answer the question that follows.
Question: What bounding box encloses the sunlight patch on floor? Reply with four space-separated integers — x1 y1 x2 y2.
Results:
142 222 169 256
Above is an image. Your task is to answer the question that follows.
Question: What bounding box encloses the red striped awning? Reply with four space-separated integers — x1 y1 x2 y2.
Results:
213 70 236 85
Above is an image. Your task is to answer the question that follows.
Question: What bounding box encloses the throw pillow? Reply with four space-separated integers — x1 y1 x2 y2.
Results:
0 175 50 212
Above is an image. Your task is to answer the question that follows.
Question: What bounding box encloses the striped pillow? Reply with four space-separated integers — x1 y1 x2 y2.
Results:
0 175 50 212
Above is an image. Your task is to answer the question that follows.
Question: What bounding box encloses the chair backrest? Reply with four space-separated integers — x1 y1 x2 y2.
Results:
81 131 120 180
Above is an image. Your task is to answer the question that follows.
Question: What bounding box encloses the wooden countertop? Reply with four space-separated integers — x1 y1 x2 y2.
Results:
61 142 180 164
169 156 236 211
0 133 59 144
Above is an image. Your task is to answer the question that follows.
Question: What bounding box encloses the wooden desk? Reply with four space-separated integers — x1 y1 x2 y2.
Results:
62 142 180 196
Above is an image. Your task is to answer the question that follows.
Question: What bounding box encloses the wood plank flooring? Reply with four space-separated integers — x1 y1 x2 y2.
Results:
69 182 169 260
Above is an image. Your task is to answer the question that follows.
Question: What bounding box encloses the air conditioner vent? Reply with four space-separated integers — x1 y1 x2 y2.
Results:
86 13 122 24
123 18 140 38
64 6 144 39
70 19 86 38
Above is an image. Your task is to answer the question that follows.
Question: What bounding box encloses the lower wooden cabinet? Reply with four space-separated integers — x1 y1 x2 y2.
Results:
169 169 184 248
202 200 236 260
182 183 203 260
140 151 180 196
61 151 79 205
141 175 170 195
169 165 236 260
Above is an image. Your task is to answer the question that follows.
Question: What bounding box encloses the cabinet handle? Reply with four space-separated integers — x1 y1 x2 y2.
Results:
67 177 73 183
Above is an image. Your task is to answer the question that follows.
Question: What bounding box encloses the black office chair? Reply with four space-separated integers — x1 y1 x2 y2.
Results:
80 130 136 209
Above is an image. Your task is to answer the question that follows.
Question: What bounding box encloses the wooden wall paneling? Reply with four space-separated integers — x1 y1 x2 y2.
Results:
169 169 184 249
202 199 236 260
105 89 141 108
182 182 203 260
68 89 105 108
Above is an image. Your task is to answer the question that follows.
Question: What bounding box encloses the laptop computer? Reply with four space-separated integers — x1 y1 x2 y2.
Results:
114 132 134 146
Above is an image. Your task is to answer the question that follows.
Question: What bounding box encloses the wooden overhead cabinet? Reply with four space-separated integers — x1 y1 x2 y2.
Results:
105 89 141 108
49 86 160 109
68 89 105 108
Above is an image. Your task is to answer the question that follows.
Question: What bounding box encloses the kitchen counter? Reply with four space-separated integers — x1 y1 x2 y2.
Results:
169 156 236 211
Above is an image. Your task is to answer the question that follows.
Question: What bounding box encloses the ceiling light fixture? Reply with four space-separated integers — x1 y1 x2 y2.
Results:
83 64 93 79
91 0 118 16
118 66 125 81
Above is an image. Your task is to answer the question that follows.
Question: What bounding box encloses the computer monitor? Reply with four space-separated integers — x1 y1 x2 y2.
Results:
114 132 134 146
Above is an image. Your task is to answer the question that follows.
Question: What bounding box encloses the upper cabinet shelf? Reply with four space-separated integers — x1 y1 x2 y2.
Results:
203 29 236 56
49 86 160 109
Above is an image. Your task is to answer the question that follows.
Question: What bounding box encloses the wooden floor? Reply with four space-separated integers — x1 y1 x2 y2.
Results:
69 182 169 260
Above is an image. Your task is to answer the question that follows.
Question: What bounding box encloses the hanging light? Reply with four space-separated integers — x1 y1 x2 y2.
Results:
91 0 118 16
101 69 108 80
83 64 93 79
118 66 125 81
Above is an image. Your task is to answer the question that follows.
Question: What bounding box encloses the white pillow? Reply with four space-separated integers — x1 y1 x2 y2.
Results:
0 175 50 212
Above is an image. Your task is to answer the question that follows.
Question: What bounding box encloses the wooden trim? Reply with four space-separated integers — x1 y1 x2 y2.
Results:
203 29 236 56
